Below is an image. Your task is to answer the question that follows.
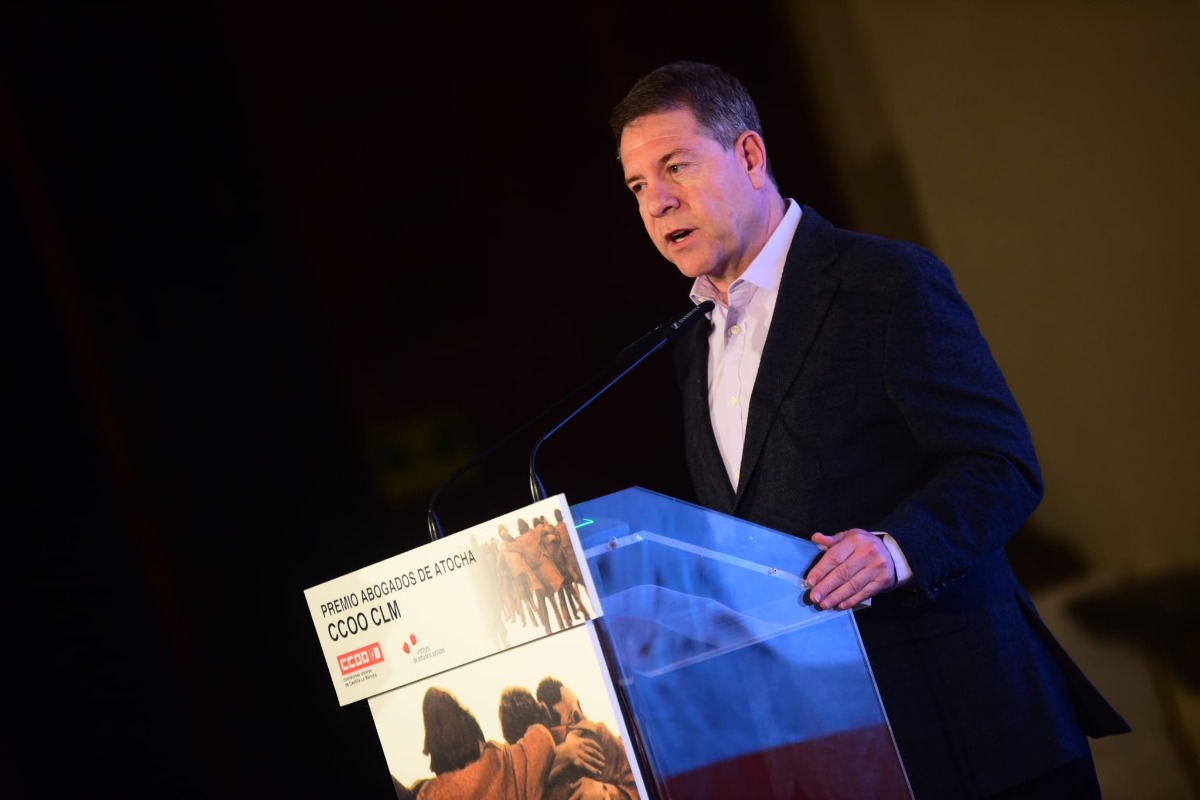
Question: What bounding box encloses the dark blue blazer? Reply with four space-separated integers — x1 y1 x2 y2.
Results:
674 206 1128 798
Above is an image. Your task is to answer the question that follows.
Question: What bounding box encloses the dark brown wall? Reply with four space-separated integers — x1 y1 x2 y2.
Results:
4 2 841 797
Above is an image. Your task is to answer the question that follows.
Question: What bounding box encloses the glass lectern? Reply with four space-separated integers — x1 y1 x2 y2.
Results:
571 487 912 800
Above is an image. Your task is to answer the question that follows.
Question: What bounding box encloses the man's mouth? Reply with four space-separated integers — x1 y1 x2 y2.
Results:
665 228 693 244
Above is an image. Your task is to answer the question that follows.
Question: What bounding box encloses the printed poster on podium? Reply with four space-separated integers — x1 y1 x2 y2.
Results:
304 495 651 798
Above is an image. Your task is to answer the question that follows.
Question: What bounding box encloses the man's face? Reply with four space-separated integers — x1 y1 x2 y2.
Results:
551 685 584 726
619 107 770 290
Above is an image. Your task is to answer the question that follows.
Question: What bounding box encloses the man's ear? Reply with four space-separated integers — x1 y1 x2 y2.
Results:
737 130 770 188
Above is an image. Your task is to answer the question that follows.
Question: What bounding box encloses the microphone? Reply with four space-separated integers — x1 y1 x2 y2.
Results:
425 301 713 541
527 299 714 503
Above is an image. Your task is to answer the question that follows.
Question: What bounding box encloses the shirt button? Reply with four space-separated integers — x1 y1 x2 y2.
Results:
730 324 742 335
728 396 738 406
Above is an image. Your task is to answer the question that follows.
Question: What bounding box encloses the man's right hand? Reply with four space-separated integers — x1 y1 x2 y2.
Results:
552 729 605 780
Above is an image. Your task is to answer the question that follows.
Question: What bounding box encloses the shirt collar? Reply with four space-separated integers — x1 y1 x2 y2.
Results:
690 199 802 305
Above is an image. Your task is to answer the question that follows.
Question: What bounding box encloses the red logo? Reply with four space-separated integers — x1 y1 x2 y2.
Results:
402 633 417 654
337 642 384 675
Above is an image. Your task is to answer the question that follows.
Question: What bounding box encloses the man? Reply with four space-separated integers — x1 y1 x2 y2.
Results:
544 510 591 622
498 685 619 800
609 61 1128 799
505 517 569 634
498 522 543 629
535 678 640 800
412 686 556 800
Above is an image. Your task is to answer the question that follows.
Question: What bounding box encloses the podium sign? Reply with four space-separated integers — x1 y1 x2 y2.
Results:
305 496 652 798
304 494 599 706
571 487 913 800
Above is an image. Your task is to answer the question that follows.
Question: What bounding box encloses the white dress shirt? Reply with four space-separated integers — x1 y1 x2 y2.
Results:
689 201 799 491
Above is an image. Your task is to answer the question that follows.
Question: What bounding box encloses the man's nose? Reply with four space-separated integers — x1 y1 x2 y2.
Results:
645 183 679 217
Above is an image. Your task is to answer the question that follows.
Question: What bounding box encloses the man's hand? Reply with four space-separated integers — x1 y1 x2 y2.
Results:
551 729 605 782
805 528 897 610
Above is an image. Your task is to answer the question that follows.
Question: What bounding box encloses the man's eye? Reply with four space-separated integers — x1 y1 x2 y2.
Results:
629 183 645 195
667 163 683 174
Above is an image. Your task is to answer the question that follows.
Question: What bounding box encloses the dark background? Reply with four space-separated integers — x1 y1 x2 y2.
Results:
4 2 846 797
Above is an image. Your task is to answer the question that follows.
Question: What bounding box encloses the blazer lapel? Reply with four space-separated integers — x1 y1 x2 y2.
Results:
735 207 840 511
679 316 738 512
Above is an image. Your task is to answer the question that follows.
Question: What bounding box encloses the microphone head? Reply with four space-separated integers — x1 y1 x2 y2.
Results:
665 300 715 339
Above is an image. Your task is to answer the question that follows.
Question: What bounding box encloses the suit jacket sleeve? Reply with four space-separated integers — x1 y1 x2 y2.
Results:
872 249 1043 601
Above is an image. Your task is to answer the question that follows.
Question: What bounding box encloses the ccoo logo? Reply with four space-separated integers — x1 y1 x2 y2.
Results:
336 642 384 675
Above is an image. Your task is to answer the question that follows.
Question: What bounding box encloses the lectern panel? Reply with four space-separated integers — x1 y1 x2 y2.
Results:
572 487 912 800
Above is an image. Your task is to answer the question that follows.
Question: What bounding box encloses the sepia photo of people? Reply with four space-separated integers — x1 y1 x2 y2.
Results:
466 497 598 651
369 622 647 799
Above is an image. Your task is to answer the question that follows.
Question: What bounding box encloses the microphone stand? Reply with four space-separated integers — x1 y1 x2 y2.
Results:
527 337 669 503
528 298 713 503
426 303 709 541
